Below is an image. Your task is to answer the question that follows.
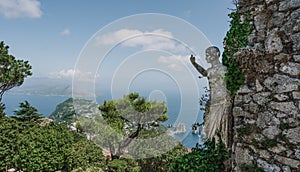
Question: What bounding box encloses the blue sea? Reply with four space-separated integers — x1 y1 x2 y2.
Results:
2 93 203 148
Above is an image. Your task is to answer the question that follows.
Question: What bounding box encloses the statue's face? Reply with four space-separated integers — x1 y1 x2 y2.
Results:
205 50 216 63
205 48 219 63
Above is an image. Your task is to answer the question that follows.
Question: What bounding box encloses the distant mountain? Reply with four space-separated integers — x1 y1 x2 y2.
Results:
9 77 72 96
49 98 100 123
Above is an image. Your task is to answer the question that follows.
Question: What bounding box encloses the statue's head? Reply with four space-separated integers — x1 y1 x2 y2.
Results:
205 46 220 63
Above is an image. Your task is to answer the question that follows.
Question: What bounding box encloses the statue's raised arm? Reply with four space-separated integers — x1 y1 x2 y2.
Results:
190 55 207 77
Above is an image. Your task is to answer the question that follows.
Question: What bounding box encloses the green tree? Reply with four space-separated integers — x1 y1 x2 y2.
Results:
0 41 32 102
13 100 42 122
97 93 169 159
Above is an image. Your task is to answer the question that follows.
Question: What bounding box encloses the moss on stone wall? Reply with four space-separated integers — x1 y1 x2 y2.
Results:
222 11 253 96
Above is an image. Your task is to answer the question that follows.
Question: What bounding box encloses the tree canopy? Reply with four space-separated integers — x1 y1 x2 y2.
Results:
0 102 106 171
95 93 169 159
0 41 32 101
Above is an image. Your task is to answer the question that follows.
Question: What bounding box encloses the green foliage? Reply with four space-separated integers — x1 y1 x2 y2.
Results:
251 139 261 149
66 140 105 171
99 92 168 131
222 12 253 96
137 144 187 172
0 114 106 171
237 124 251 137
107 158 140 172
0 41 32 101
49 98 99 124
97 93 169 158
199 87 210 122
252 135 288 149
169 135 229 172
0 117 20 170
13 100 42 122
71 167 104 172
15 124 74 171
279 123 289 130
108 159 128 172
75 121 84 133
260 138 277 148
277 132 293 149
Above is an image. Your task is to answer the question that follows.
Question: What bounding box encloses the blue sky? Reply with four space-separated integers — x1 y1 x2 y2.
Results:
0 0 235 77
1 0 236 131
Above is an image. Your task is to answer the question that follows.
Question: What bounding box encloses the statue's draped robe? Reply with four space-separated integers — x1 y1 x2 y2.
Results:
203 63 231 145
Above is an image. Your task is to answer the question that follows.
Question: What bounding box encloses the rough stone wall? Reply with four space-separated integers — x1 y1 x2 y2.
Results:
231 0 300 171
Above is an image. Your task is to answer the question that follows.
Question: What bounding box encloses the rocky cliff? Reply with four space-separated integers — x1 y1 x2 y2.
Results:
230 0 300 171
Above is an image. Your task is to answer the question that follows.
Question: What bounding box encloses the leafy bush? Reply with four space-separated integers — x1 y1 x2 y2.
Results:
15 124 74 171
108 159 128 172
169 135 229 172
66 140 106 171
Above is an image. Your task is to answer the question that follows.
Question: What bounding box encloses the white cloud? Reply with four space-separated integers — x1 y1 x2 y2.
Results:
98 29 142 45
60 28 71 36
49 69 95 81
158 55 189 72
50 69 75 78
0 0 42 19
96 29 188 53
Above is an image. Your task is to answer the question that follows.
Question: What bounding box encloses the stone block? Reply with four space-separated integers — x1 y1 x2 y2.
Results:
253 92 271 105
237 85 254 94
269 144 287 154
280 62 300 76
274 94 289 101
257 159 281 172
274 53 292 61
282 166 291 172
269 102 298 115
279 0 300 11
234 146 253 166
291 33 300 51
257 111 280 128
264 74 300 93
262 125 281 139
269 12 285 28
294 55 300 62
295 149 300 160
283 127 300 144
265 29 283 53
292 91 300 99
274 155 300 169
256 79 264 92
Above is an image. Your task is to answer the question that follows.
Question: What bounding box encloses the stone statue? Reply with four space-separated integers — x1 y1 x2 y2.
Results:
190 46 231 145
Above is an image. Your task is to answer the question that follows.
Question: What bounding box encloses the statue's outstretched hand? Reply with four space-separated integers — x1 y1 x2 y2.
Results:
189 54 208 77
190 55 196 63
